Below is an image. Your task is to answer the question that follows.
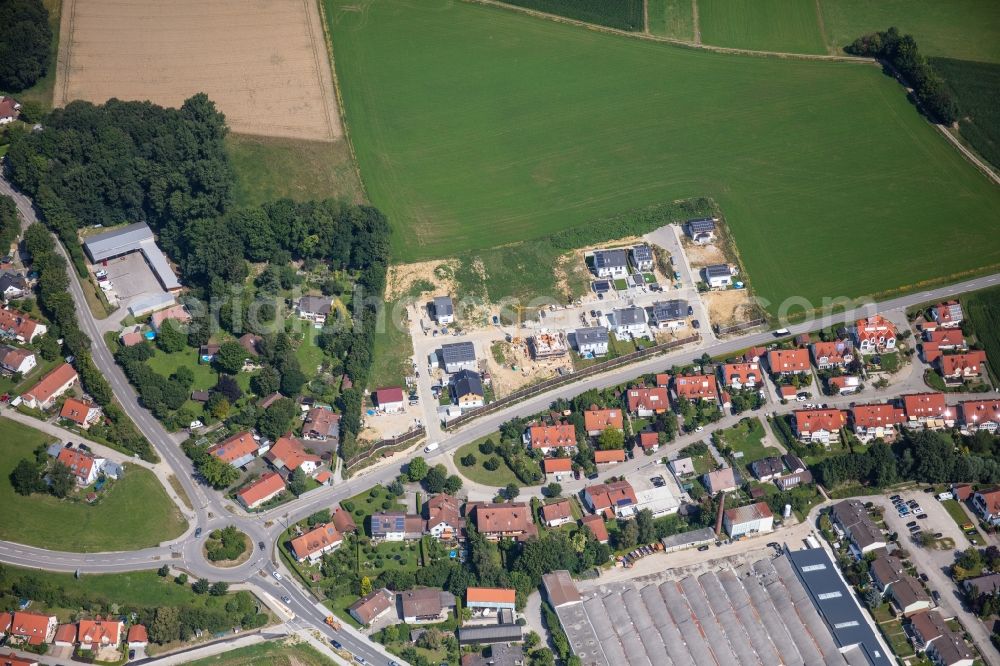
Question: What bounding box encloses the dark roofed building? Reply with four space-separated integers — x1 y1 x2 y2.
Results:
926 630 974 666
650 299 687 328
441 341 477 373
400 588 455 623
750 456 784 481
457 624 523 646
451 369 485 409
592 249 628 278
433 296 454 323
370 512 424 542
786 548 892 665
631 244 654 271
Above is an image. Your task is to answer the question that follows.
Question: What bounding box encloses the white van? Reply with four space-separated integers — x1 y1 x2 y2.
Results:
424 442 440 453
773 328 790 337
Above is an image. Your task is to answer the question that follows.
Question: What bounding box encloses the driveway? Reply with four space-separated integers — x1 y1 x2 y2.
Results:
878 490 1000 666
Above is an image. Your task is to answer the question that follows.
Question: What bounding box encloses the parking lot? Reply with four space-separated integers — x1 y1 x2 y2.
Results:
100 252 164 305
878 489 997 662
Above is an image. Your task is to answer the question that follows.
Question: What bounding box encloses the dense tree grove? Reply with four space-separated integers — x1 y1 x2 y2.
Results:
6 95 391 463
0 195 20 256
0 0 52 92
23 224 154 459
816 429 1000 490
846 27 958 124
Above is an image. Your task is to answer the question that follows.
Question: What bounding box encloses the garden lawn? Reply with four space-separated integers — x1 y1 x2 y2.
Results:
0 418 186 551
717 417 778 462
327 0 1000 315
646 0 693 41
819 0 1000 63
341 486 407 534
368 299 414 390
941 498 985 545
454 439 521 487
225 134 363 208
146 347 218 391
185 639 334 666
698 0 827 54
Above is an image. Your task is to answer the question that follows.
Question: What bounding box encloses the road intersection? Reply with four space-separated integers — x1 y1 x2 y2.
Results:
3 173 1000 664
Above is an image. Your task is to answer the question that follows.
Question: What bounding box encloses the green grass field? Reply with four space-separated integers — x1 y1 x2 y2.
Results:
327 0 1000 313
933 57 1000 169
819 0 1000 63
646 0 693 40
0 417 186 551
185 640 333 666
698 0 827 54
498 0 643 31
225 134 364 209
963 286 1000 384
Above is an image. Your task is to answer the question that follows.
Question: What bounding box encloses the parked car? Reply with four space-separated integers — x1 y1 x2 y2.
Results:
889 495 902 502
906 521 917 528
272 571 282 581
687 305 694 315
920 573 930 582
692 319 701 329
258 541 265 550
932 590 941 604
917 513 928 519
331 640 342 649
281 595 292 604
698 545 710 552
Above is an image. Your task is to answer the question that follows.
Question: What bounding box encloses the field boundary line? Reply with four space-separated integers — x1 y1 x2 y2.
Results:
460 0 869 62
812 0 832 55
691 0 701 44
302 0 342 141
316 0 370 203
53 0 77 108
935 124 1000 187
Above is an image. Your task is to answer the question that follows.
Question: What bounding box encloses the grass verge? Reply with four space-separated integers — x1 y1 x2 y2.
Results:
185 639 334 666
454 438 521 487
0 416 186 551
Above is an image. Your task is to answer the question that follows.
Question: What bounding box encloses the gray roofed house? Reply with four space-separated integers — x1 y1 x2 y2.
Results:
650 299 687 328
297 296 332 321
432 295 454 324
787 547 893 665
457 624 523 645
926 630 974 666
451 369 485 410
82 222 181 291
750 456 784 481
869 555 905 593
610 306 646 337
0 272 28 300
963 573 1000 597
703 264 733 288
631 244 654 271
400 588 455 623
782 453 806 473
684 217 717 243
574 326 609 358
830 499 886 556
888 574 931 616
592 249 628 278
440 341 476 373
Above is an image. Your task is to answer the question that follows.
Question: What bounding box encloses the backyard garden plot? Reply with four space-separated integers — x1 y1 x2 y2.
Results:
328 0 1000 314
697 0 827 54
55 0 341 141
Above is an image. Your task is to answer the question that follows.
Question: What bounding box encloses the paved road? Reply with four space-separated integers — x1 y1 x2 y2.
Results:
4 172 1000 664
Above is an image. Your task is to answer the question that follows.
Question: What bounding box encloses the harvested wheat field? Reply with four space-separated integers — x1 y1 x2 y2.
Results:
55 0 341 141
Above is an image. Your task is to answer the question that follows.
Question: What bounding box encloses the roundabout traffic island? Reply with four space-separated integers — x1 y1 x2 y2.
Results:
203 525 252 568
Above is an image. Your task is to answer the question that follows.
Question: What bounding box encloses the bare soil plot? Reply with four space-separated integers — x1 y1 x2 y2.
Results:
683 241 726 268
55 0 341 141
703 288 758 327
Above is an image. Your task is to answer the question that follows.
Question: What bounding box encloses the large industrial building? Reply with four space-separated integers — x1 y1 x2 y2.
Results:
543 546 892 666
83 222 181 292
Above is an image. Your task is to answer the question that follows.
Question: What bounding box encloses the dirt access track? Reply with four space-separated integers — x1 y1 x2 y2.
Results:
54 0 342 141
